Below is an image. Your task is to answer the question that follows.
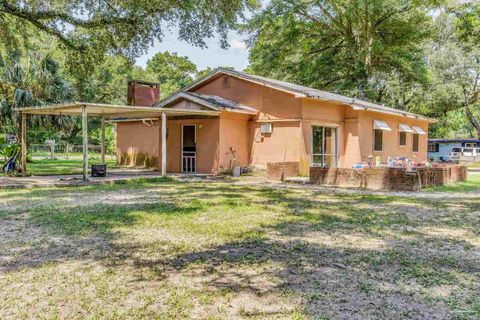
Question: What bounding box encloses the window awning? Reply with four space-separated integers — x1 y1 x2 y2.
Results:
399 123 414 133
412 126 426 135
373 120 392 131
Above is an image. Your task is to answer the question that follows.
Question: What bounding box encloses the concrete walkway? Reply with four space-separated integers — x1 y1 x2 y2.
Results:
0 169 211 189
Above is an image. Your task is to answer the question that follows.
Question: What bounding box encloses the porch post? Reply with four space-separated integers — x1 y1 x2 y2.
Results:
101 116 106 164
161 112 167 176
82 106 88 181
21 112 27 176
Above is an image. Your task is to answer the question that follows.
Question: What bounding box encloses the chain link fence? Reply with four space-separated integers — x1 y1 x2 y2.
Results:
29 143 116 161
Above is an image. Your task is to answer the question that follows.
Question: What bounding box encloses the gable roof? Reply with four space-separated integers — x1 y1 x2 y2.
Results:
157 91 258 115
169 67 433 122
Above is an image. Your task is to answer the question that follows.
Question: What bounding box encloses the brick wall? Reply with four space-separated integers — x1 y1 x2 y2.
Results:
310 165 467 191
267 162 300 181
127 80 160 106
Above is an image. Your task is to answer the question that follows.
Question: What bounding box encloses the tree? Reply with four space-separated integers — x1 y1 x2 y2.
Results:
244 0 436 101
69 55 151 105
0 50 76 144
0 0 257 70
146 51 197 98
424 9 480 138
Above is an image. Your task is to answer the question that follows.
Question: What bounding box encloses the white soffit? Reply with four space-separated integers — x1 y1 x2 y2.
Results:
412 126 426 135
399 123 414 133
373 120 392 131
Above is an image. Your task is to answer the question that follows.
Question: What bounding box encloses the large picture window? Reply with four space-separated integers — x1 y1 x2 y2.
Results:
374 129 383 151
312 126 338 167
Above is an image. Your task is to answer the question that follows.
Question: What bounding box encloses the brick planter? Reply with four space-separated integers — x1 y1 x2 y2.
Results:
310 165 467 191
267 162 301 181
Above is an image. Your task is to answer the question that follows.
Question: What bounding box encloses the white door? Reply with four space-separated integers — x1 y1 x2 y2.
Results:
182 125 196 173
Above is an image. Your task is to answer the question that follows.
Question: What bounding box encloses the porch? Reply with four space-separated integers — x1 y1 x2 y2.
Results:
15 102 220 181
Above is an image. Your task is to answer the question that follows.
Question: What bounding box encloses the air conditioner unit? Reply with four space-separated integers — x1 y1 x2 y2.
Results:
260 123 273 134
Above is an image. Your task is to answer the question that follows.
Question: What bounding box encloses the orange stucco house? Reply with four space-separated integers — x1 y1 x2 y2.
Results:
116 68 432 175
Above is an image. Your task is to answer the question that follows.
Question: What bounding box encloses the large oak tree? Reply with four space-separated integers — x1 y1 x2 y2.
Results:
244 0 438 101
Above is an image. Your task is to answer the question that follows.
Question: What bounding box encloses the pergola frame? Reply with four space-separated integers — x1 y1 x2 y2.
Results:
17 102 220 180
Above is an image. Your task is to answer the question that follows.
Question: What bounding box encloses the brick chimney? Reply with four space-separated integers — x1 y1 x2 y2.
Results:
127 80 160 106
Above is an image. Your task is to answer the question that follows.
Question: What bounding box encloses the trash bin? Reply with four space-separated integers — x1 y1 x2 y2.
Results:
91 164 107 177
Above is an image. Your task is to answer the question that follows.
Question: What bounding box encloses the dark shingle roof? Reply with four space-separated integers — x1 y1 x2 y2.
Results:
186 92 252 111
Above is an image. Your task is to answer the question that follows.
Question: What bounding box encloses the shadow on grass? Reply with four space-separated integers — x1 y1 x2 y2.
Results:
1 179 479 318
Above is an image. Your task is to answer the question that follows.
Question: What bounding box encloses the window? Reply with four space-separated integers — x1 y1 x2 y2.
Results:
465 142 477 148
413 133 419 152
312 126 338 167
428 143 438 152
374 129 383 152
399 132 407 146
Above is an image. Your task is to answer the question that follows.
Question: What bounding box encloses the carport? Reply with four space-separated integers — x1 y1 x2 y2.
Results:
16 102 219 180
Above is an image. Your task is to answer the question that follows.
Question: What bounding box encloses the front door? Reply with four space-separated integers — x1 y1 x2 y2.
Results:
182 125 196 173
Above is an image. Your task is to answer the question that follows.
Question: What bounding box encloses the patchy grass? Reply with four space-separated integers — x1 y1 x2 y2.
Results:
425 172 480 193
0 179 479 319
27 158 119 175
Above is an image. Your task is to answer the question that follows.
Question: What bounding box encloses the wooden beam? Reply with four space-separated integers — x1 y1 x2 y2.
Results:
82 106 88 181
101 116 106 164
21 112 27 176
161 112 167 176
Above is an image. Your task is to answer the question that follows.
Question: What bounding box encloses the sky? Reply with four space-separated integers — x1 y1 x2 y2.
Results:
135 29 250 72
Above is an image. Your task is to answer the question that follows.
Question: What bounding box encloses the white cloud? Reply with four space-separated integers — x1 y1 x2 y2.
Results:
230 39 247 50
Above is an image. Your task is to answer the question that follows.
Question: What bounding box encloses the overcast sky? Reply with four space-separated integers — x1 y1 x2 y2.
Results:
135 28 250 72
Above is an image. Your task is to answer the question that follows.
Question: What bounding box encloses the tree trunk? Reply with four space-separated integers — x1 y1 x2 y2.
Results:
465 105 480 139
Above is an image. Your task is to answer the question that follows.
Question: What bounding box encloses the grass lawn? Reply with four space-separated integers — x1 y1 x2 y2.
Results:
425 172 480 193
27 158 119 175
0 179 479 319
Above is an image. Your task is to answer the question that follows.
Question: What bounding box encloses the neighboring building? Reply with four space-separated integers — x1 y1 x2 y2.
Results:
428 138 480 161
116 68 432 174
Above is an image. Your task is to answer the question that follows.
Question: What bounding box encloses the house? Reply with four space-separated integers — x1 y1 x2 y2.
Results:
428 138 480 161
116 68 432 175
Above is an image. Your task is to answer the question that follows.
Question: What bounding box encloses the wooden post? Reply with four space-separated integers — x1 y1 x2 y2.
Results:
21 112 27 176
101 116 106 164
161 112 167 176
82 106 88 181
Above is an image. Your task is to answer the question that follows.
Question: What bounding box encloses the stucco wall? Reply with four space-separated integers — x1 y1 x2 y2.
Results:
248 121 303 167
357 111 429 164
218 112 250 172
160 117 220 174
116 121 160 167
194 75 302 120
116 74 430 173
300 98 348 170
